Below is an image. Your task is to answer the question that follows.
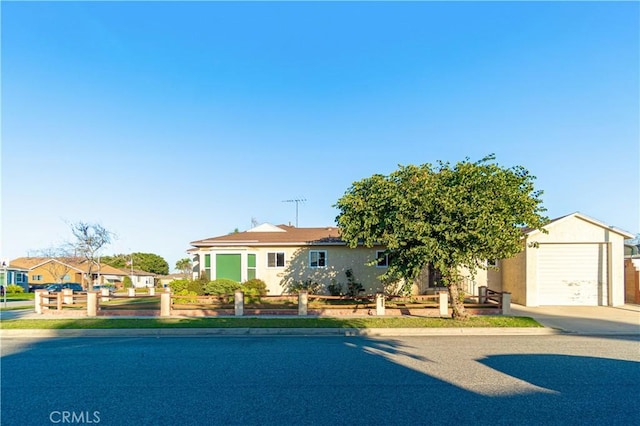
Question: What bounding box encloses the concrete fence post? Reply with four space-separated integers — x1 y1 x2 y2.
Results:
87 291 98 317
100 287 111 302
298 290 308 316
235 291 244 316
34 290 43 314
56 292 63 310
62 288 74 305
478 286 487 304
128 288 136 297
148 287 155 296
376 293 385 316
501 292 512 315
41 291 50 313
160 291 171 317
439 291 449 317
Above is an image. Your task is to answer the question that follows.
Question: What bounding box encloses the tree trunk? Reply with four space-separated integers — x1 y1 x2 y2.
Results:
448 281 469 320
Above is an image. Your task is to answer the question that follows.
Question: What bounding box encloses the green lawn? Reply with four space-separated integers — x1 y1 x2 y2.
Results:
5 293 35 301
0 316 542 329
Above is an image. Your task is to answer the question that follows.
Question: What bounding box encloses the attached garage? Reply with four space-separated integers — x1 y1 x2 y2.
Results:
500 213 632 307
537 243 608 306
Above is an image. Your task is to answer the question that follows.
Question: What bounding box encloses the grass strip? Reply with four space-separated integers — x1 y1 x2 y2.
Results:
0 316 542 329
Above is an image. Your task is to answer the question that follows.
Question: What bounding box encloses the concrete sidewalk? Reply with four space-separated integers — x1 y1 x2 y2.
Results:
510 304 640 335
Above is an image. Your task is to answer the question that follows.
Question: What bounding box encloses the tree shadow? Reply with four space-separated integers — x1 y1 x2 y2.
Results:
2 335 638 425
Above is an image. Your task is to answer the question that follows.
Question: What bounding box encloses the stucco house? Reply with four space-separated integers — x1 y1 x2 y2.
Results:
189 223 389 295
189 213 632 306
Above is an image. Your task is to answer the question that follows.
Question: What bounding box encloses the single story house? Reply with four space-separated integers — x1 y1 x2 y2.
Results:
0 262 30 292
10 257 156 289
189 223 389 296
189 212 632 306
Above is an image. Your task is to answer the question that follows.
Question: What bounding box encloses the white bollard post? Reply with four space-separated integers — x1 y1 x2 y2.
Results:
234 290 244 316
34 290 43 314
160 291 171 317
100 287 110 302
128 288 135 297
87 291 98 317
439 291 449 317
298 290 308 316
148 287 155 296
376 293 385 316
62 288 74 305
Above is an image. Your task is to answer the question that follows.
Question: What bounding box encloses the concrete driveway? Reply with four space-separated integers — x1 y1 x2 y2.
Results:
511 304 640 335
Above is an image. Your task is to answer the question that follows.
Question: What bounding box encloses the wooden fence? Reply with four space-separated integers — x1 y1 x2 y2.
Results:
34 286 511 317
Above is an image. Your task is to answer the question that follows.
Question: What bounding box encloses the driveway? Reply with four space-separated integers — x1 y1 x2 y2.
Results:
511 304 640 335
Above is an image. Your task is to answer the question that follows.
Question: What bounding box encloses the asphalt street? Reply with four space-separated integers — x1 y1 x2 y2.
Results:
1 334 638 426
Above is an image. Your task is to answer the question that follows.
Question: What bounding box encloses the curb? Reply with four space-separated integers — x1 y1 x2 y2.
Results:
0 327 561 338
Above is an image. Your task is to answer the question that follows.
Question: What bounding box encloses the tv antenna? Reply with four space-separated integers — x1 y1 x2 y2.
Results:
282 198 306 227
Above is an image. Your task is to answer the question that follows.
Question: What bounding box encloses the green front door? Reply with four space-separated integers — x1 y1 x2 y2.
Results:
216 254 242 282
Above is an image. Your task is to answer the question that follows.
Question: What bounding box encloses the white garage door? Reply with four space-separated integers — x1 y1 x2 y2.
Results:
537 243 608 306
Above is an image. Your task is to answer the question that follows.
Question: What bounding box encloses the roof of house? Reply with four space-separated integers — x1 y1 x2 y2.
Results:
190 224 343 247
10 257 156 276
523 212 634 238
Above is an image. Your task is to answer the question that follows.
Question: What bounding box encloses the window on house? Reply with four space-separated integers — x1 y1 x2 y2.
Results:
247 254 256 280
32 275 43 281
487 259 498 268
63 274 71 282
16 273 25 283
267 252 285 268
309 251 327 268
376 251 389 267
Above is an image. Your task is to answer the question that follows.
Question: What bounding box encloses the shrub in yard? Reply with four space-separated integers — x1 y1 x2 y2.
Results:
174 289 198 304
345 269 364 297
327 279 342 296
6 284 24 294
187 279 205 296
242 279 267 296
286 279 322 295
169 279 191 293
204 279 242 296
123 276 133 289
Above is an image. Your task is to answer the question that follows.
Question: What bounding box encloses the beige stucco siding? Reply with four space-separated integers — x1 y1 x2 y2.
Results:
196 245 387 295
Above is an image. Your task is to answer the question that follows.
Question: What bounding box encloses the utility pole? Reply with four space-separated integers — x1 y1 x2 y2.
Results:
282 198 306 227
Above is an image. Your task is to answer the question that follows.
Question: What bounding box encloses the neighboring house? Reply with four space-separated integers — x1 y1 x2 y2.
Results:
125 269 156 288
0 263 30 292
157 273 188 287
484 212 633 307
10 257 155 290
189 223 388 295
189 213 633 306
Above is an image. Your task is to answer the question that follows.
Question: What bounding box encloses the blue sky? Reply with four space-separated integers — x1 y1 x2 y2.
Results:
2 1 638 271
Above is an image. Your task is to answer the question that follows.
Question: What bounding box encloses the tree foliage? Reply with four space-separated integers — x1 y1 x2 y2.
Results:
335 155 548 319
101 253 169 275
175 258 193 277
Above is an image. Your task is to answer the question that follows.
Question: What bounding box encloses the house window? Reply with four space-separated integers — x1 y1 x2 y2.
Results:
247 254 256 280
16 273 25 283
63 274 71 282
267 252 285 268
487 259 498 268
309 251 327 268
32 275 43 281
376 251 389 268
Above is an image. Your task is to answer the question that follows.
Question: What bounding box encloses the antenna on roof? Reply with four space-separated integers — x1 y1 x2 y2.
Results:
282 198 306 227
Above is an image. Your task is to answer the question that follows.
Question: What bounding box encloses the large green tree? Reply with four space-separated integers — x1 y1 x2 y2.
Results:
102 252 169 275
335 155 548 319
